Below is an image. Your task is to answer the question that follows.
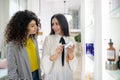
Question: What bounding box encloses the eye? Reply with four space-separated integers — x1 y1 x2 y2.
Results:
31 25 34 27
31 24 37 27
51 23 54 26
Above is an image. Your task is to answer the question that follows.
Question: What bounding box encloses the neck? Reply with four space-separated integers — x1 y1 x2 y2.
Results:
27 34 30 39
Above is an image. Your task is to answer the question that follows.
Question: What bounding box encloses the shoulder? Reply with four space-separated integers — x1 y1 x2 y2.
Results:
6 41 19 50
6 42 19 55
45 35 59 40
6 41 16 47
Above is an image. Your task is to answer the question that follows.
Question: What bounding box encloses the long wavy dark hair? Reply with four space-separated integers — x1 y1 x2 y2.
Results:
4 10 40 48
50 13 69 36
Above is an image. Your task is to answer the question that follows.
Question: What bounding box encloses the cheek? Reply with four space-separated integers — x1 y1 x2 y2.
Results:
52 26 61 33
28 28 36 34
58 27 61 31
52 26 56 31
57 27 62 33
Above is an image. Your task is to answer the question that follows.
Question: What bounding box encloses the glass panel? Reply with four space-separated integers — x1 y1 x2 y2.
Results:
85 0 95 79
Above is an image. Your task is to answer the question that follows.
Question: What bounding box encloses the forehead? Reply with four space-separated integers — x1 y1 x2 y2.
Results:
52 18 58 23
29 20 36 25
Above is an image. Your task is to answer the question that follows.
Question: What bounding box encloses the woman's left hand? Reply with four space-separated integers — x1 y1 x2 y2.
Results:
66 45 75 60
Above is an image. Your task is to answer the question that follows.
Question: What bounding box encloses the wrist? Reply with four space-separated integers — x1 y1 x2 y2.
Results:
50 53 59 61
68 53 74 60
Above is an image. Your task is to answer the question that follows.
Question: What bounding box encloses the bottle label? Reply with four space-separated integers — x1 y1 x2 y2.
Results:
107 50 115 59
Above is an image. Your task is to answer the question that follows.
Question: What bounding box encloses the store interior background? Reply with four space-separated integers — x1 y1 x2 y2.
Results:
0 0 120 80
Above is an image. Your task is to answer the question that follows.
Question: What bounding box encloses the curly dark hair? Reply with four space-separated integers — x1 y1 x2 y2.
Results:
4 10 40 47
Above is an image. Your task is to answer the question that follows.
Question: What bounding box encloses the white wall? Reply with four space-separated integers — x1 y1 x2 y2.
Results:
27 0 40 16
40 0 65 39
0 0 9 58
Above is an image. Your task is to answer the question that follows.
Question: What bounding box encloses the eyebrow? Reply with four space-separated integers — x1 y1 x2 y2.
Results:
29 23 36 25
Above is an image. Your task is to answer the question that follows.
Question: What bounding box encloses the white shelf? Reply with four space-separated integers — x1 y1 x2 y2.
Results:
103 70 120 80
0 69 8 79
70 29 81 33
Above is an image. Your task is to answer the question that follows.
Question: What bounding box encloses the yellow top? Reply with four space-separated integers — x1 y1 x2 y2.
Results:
25 38 38 72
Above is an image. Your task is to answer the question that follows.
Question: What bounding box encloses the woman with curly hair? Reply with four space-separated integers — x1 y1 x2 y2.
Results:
4 10 42 80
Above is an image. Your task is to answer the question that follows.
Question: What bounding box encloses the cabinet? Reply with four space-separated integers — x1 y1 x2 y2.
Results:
102 0 120 80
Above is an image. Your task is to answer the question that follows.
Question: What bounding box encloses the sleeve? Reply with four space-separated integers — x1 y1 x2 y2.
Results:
68 37 78 72
41 36 53 74
6 44 19 79
69 56 78 72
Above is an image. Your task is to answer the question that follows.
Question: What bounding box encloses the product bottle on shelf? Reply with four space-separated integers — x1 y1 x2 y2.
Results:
107 39 116 61
117 50 120 69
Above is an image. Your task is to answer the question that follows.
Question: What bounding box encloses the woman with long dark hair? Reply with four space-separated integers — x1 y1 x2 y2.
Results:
42 13 78 80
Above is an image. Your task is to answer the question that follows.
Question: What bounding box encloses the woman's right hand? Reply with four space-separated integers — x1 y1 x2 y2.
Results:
50 44 64 61
55 44 64 54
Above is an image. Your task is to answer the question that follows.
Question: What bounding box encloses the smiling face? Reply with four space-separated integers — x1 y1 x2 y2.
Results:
27 20 37 36
51 18 63 36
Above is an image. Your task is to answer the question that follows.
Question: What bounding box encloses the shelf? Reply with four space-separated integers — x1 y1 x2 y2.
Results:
0 69 8 79
103 70 120 80
70 29 81 33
